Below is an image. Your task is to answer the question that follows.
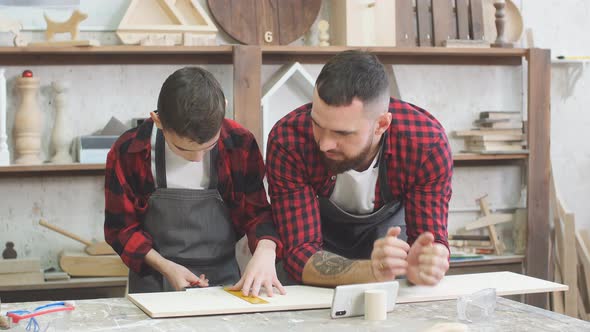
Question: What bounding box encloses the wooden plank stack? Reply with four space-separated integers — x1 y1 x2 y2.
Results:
0 258 44 286
396 0 489 47
60 251 128 277
456 111 527 153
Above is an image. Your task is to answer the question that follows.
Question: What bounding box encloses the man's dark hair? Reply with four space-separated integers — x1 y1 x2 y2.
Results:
316 50 389 107
157 67 225 143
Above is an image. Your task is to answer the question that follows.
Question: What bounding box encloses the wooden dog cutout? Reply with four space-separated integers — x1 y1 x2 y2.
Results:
0 16 26 46
44 9 88 41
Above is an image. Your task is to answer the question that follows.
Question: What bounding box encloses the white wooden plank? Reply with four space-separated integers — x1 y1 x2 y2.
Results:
128 272 567 318
127 285 334 318
397 272 567 303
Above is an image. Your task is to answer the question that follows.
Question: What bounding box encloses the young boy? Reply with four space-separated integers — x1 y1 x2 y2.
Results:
105 67 285 296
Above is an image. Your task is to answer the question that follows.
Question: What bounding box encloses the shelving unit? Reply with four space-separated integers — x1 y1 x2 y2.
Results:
0 154 527 177
0 45 550 308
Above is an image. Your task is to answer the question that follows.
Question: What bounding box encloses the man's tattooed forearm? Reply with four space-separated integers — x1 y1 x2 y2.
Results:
310 251 355 276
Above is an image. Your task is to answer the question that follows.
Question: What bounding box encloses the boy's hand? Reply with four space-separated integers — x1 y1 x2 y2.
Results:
163 260 209 291
229 239 286 297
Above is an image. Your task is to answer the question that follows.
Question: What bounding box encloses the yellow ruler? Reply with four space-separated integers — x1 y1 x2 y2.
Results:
223 287 269 304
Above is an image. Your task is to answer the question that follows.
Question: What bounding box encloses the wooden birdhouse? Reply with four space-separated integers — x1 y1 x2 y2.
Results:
261 62 315 153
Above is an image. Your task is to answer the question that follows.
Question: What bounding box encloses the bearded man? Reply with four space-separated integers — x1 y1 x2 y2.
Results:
266 50 453 287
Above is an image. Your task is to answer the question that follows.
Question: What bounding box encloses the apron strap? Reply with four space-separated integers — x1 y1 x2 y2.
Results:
208 145 219 190
377 133 394 203
155 129 167 189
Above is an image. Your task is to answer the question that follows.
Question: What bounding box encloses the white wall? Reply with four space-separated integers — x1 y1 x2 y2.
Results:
0 0 587 270
521 0 590 231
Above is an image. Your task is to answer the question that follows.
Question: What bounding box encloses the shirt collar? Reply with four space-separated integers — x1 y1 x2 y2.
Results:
127 118 154 153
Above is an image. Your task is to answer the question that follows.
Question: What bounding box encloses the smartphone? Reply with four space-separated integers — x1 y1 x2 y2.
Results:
330 281 399 319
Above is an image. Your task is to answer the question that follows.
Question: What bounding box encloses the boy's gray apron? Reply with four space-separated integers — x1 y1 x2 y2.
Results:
128 129 240 293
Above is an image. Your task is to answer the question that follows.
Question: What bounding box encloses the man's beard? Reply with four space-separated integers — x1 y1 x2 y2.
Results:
320 137 374 174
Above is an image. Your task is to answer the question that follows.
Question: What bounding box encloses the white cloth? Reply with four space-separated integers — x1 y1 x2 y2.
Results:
150 126 210 189
329 152 380 215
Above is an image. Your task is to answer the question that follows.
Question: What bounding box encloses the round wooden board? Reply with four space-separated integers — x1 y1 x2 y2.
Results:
207 0 322 45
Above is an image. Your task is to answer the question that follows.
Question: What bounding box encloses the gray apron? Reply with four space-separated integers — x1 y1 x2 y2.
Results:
128 129 240 293
277 146 406 284
318 146 407 259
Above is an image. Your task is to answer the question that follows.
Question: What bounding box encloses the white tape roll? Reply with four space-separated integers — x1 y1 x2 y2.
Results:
364 289 387 321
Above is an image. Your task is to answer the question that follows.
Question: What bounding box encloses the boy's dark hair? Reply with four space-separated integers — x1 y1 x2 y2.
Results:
316 50 389 107
157 67 225 144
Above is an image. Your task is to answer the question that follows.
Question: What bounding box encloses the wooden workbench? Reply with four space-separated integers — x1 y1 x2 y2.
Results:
1 297 588 331
0 256 523 303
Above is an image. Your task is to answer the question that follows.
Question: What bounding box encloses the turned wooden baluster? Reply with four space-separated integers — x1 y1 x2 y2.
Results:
492 0 512 48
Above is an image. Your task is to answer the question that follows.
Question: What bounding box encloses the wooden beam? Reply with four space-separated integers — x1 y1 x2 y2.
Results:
456 0 470 40
0 258 41 274
233 45 262 145
464 214 513 230
576 230 590 317
470 0 485 40
0 271 44 286
478 197 506 255
432 0 456 46
416 0 433 46
525 48 551 309
396 0 417 47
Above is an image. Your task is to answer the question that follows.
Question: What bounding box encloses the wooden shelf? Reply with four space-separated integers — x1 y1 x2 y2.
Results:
0 45 551 308
0 163 105 176
453 153 528 161
0 154 527 176
0 45 233 54
0 45 234 65
450 254 525 268
262 46 527 65
0 45 527 66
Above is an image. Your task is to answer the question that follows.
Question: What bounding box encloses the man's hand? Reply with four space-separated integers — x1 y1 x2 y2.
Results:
406 232 449 285
229 239 286 297
371 226 410 281
162 260 209 291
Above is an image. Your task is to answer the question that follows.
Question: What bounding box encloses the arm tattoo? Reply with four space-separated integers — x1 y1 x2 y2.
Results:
310 251 355 276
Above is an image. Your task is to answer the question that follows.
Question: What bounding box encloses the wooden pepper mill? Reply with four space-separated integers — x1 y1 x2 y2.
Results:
50 81 73 163
14 70 43 164
2 241 17 259
491 0 513 48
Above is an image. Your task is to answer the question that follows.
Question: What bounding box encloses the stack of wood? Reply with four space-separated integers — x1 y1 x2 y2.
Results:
0 258 44 286
456 111 527 153
449 234 493 256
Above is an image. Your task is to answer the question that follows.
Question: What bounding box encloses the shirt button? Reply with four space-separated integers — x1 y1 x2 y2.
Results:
330 175 336 181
